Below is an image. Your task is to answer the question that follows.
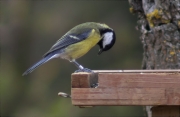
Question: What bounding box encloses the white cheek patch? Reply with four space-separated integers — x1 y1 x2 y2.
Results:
103 32 113 48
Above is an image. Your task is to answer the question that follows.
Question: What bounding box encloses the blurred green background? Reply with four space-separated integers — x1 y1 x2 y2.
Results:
1 0 145 117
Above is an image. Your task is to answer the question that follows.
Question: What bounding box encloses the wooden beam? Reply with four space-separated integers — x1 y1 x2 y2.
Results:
71 70 180 106
71 72 98 88
93 69 180 73
152 106 180 116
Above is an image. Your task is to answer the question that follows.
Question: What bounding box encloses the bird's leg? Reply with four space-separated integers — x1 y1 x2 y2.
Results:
72 60 84 70
71 60 93 73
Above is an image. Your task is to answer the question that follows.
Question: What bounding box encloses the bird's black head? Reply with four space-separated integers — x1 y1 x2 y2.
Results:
98 28 116 54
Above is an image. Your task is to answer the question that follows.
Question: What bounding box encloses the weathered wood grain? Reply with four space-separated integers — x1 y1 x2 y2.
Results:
71 72 98 88
98 73 180 88
71 72 180 106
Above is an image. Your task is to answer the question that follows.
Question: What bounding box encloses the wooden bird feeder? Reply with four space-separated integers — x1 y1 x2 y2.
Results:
71 70 180 116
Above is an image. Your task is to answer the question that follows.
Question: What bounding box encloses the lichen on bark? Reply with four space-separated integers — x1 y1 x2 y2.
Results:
129 0 180 70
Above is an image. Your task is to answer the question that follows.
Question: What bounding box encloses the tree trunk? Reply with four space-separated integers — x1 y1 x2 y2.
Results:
128 0 180 116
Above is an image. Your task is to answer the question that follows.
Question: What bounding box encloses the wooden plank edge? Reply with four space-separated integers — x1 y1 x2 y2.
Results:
93 69 180 73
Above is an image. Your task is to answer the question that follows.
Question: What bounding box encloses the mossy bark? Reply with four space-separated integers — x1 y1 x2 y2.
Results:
129 0 180 116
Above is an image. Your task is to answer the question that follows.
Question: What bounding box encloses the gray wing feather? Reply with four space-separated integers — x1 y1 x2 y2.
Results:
43 29 92 57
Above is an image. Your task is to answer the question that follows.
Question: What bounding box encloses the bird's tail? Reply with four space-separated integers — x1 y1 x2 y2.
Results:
22 55 54 76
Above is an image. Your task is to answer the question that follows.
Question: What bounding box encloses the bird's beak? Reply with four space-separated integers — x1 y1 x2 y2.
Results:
98 49 103 55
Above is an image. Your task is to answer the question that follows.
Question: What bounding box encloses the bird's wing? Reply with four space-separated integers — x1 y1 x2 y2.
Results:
43 28 93 57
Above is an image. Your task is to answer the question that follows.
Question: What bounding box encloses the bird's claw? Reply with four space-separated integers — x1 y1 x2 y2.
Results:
91 83 99 88
75 68 93 73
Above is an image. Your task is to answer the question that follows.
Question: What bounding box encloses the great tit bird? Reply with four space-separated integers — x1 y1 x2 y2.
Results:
22 22 116 75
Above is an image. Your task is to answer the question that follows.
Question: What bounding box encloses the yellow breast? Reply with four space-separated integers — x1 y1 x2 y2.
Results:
64 29 101 60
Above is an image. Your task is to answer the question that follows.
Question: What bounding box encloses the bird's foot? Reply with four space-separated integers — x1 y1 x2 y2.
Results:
91 83 99 88
74 68 93 73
